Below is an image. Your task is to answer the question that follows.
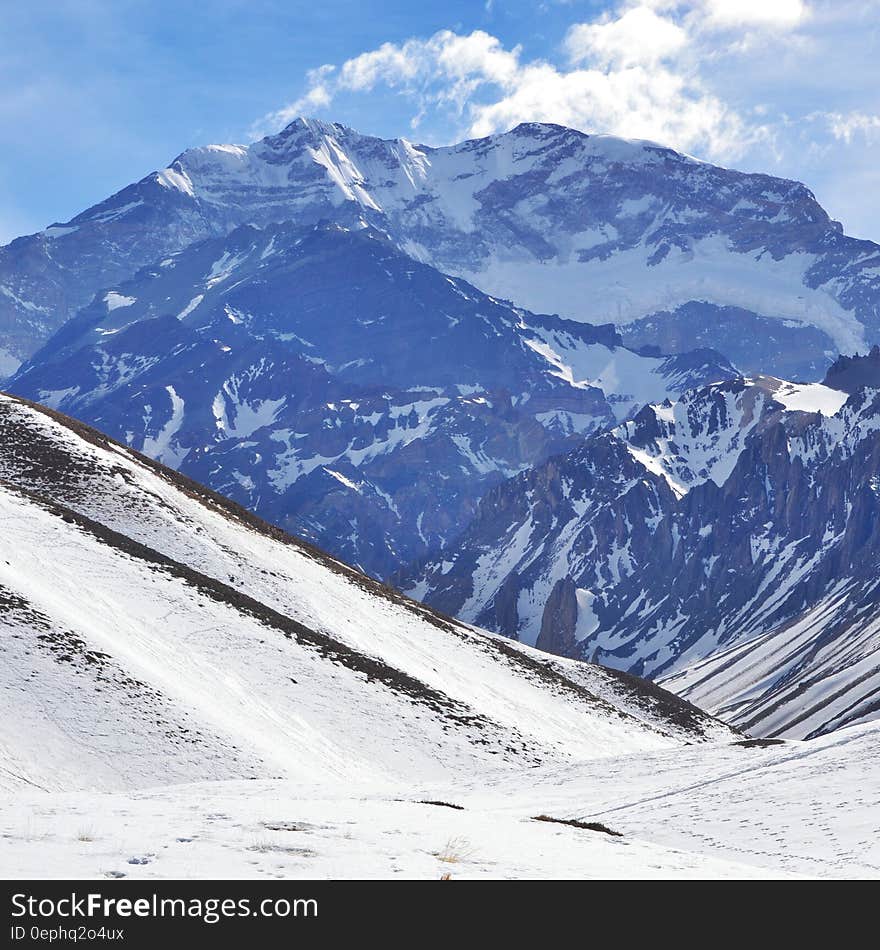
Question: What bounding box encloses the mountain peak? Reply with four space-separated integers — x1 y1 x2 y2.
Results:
3 113 878 380
506 120 583 139
265 114 355 144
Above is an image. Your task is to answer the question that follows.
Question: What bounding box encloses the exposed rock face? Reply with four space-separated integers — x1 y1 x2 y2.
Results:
536 577 579 656
493 571 521 640
3 119 880 381
404 366 880 738
824 344 880 393
618 302 839 382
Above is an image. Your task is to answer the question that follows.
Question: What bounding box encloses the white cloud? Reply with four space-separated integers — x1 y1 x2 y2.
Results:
824 111 880 144
700 0 809 29
288 65 335 116
258 31 521 135
256 14 761 163
566 6 688 68
433 31 521 84
466 59 756 160
337 42 423 91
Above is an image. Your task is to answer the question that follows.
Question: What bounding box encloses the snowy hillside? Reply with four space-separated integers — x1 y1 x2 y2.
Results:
4 391 879 881
7 221 733 577
0 391 732 795
406 353 880 738
2 119 880 379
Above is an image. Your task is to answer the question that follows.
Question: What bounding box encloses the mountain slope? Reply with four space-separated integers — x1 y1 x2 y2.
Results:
405 355 880 738
5 391 878 883
2 119 879 378
7 221 732 578
661 585 880 740
0 391 733 794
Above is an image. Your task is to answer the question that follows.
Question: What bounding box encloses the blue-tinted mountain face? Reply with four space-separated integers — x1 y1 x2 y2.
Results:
404 356 880 739
2 117 880 741
9 221 732 577
2 119 879 382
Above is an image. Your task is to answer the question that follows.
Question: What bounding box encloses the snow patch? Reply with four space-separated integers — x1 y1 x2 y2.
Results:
176 295 204 321
324 468 361 492
773 381 848 416
0 348 21 379
104 292 137 311
141 385 187 466
43 225 79 239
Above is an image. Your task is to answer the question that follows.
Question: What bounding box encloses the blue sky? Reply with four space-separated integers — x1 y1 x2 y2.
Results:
2 0 879 243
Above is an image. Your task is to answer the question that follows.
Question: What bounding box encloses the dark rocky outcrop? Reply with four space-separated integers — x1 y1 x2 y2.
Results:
536 576 579 655
824 345 880 393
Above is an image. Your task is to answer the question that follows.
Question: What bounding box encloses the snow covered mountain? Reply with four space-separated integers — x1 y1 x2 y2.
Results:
0 390 733 794
7 221 732 578
5 391 880 882
404 350 880 739
3 116 880 881
2 118 880 380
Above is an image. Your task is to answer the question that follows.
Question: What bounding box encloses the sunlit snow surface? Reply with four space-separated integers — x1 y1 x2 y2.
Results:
2 725 877 879
771 380 849 416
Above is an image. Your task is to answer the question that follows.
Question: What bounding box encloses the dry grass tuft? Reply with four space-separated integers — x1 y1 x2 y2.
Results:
435 835 474 864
